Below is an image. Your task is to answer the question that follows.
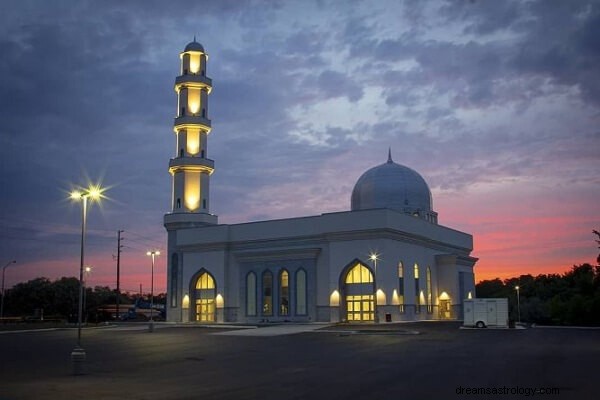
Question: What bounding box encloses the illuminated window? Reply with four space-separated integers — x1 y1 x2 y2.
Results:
170 253 178 308
196 272 214 289
246 272 256 316
344 263 374 321
426 267 433 313
295 269 307 315
195 271 215 322
345 263 373 284
279 270 289 316
398 262 405 313
414 263 420 313
262 270 273 316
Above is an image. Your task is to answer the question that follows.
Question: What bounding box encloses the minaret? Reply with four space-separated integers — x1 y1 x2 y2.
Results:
164 39 218 230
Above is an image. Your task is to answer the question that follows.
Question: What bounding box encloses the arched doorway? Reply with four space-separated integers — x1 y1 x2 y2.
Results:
193 271 216 322
342 261 375 322
439 291 451 319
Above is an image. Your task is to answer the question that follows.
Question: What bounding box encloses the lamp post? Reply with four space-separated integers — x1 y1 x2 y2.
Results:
369 252 379 323
69 184 103 375
146 250 160 332
83 266 92 323
1 260 17 320
515 285 521 324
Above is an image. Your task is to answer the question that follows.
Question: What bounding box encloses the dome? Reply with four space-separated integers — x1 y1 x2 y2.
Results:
184 39 205 53
351 150 436 221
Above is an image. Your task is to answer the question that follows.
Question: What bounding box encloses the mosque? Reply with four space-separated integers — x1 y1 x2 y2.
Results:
164 40 477 324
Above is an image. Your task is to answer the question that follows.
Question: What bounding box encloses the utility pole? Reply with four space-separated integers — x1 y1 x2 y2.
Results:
116 230 124 321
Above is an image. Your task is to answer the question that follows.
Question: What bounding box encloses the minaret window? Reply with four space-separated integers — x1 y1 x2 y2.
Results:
176 198 181 209
201 150 205 158
179 149 184 158
202 199 207 209
202 109 206 118
180 107 185 117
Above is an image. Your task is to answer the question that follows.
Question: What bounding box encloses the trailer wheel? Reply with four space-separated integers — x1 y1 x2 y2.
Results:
475 321 486 328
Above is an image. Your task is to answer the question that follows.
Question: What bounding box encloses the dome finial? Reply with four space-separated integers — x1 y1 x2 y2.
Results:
193 34 197 42
387 147 393 163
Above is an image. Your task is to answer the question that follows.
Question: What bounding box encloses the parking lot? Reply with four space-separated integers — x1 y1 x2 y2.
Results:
0 322 597 399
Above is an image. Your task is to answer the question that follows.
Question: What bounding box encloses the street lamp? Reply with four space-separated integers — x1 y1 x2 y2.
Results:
515 285 521 324
1 260 17 320
146 250 160 332
69 184 104 374
369 252 379 323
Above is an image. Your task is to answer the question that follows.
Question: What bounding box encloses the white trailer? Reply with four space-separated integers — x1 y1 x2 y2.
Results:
463 298 509 328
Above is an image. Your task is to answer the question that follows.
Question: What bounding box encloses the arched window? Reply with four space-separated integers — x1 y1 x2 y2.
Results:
398 262 405 313
262 270 273 316
195 271 216 322
246 272 256 316
180 148 184 158
426 267 432 313
196 272 214 289
170 253 178 308
279 270 289 316
176 198 181 209
295 269 307 315
414 263 420 314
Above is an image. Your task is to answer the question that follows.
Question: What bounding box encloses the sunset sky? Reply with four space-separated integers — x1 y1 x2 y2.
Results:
0 0 598 293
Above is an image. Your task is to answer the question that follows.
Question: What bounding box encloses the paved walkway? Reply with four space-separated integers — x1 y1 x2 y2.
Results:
211 323 330 337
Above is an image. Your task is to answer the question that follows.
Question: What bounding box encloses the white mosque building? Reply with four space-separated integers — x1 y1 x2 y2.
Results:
164 40 477 324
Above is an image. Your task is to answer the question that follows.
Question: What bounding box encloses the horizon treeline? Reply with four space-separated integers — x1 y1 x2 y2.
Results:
477 263 600 326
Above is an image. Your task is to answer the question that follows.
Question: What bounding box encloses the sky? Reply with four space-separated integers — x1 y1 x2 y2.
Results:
0 0 598 294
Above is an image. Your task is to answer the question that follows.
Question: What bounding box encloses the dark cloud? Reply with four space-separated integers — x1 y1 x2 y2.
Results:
316 70 363 102
0 0 597 282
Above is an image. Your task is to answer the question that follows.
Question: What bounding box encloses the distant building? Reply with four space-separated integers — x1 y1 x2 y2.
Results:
164 40 477 324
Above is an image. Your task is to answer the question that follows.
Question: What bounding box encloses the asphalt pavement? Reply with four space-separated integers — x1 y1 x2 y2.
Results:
0 321 597 400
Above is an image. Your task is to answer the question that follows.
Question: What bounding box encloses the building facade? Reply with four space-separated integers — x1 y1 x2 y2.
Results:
164 41 477 324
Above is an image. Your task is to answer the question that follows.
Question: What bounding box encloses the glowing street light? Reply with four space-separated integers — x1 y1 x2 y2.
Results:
69 184 105 374
515 285 521 324
146 250 160 332
1 260 16 320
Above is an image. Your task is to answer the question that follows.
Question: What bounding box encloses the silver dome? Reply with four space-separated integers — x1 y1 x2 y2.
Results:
184 39 205 53
351 151 436 222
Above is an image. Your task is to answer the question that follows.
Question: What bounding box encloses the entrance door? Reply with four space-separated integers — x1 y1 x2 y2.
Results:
194 271 216 322
439 300 451 319
344 263 375 322
347 294 374 321
196 299 215 322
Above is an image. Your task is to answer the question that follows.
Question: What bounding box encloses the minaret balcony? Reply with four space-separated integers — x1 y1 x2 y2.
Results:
168 157 215 174
174 115 212 130
175 74 212 91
